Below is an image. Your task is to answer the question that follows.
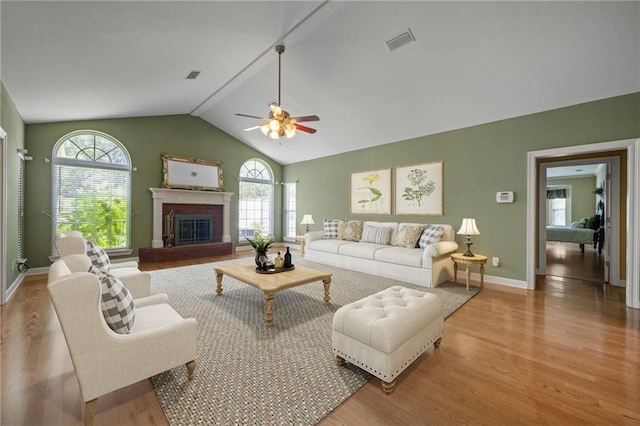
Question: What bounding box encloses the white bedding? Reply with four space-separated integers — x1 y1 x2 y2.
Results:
546 226 595 244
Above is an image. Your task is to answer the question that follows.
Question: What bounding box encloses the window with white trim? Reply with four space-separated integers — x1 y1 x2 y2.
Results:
238 159 273 240
283 182 296 240
546 185 571 226
52 131 131 252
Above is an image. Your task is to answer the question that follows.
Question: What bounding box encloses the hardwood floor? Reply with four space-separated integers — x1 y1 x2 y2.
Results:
546 241 605 283
2 249 639 425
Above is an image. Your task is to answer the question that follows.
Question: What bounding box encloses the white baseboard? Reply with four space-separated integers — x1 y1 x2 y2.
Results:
455 271 527 289
3 272 26 304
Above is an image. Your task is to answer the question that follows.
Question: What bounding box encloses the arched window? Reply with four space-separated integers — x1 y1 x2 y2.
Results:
238 159 273 240
52 131 131 251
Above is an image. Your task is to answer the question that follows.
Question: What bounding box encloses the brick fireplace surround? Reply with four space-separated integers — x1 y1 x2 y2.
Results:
139 188 234 262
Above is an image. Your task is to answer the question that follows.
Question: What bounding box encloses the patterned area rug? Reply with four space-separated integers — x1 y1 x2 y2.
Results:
149 258 479 425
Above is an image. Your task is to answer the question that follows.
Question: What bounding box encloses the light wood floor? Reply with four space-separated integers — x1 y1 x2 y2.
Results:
2 248 639 425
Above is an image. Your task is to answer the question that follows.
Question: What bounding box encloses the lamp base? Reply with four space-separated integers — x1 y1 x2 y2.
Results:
463 239 475 257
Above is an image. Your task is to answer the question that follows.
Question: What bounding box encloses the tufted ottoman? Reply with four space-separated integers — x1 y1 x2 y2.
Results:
332 285 443 394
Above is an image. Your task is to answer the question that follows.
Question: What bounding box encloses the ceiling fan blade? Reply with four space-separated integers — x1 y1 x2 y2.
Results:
291 115 319 122
235 113 265 120
295 123 317 134
243 126 261 131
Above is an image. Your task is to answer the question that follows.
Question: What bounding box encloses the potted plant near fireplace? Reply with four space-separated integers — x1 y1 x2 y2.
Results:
246 233 274 271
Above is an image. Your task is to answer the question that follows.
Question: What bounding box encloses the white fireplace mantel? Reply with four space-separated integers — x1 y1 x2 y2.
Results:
149 188 233 248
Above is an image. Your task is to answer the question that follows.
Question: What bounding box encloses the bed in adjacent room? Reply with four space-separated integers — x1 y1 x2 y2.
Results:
546 214 601 253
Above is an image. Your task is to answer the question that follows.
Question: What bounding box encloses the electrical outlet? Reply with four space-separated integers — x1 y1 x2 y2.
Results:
492 257 500 267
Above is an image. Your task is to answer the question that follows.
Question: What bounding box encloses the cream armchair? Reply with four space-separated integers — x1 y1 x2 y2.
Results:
55 231 150 298
48 256 197 426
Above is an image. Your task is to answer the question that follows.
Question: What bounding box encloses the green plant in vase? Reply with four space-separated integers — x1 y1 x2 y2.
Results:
246 234 274 270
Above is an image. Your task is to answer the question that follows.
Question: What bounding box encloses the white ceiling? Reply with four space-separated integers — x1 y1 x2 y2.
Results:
2 1 639 165
547 163 604 179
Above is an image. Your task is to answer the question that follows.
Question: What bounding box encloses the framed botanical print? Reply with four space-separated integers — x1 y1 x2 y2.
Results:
162 154 224 191
394 161 443 215
349 168 392 215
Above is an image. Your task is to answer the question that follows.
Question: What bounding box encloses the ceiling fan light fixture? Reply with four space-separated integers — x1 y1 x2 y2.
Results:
269 119 280 131
285 121 296 138
271 104 283 119
236 44 319 140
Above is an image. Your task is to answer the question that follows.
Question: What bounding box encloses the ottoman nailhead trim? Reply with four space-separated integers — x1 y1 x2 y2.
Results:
334 332 443 380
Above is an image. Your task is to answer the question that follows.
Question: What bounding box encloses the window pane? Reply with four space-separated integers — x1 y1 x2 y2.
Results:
284 183 296 238
239 159 273 240
52 132 131 252
550 198 566 226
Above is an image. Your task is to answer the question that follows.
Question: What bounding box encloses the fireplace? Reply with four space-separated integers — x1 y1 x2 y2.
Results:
148 188 233 248
162 203 223 246
174 213 214 245
139 188 235 262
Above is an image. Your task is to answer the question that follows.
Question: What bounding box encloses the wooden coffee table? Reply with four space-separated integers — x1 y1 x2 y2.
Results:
214 263 332 327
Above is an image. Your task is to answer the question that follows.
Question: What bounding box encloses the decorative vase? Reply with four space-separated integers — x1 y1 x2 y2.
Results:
255 251 268 270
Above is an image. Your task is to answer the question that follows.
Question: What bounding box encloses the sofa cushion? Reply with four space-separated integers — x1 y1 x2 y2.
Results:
322 219 340 239
89 266 135 334
309 238 353 254
86 240 110 274
338 220 363 241
360 224 392 245
392 224 426 248
374 246 424 268
339 242 385 260
418 225 444 249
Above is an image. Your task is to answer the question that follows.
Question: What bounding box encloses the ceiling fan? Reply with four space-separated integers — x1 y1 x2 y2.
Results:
236 44 319 140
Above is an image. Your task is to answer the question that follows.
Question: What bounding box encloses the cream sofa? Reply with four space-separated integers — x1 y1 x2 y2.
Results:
304 221 458 288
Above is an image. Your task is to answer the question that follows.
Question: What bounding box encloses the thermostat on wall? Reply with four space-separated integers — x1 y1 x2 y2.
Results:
496 191 514 203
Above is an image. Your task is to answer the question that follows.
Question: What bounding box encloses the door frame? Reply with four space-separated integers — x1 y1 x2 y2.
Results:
538 157 619 285
1 127 7 304
526 138 640 309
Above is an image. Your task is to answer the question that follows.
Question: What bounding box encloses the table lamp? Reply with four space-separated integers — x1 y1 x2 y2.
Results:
300 214 315 233
457 218 480 257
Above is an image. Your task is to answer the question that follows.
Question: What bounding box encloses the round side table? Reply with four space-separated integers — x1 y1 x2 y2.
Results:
450 253 487 291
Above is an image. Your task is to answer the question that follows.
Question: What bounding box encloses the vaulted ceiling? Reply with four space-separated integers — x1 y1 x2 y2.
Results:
2 1 638 165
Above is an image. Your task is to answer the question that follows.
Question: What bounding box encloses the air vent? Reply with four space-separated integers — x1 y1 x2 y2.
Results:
186 71 201 80
385 28 415 52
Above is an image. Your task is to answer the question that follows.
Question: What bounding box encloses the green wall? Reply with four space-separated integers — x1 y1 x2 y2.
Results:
24 115 283 268
547 176 597 223
1 82 26 286
284 93 640 282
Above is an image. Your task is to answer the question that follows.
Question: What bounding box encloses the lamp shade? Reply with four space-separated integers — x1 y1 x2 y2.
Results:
300 214 315 226
457 218 480 235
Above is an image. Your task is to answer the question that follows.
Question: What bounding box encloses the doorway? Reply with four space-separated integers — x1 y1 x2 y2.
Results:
542 160 611 284
526 138 640 309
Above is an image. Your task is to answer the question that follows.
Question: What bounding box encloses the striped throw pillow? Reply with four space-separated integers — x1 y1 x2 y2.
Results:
418 225 444 249
322 219 340 239
360 224 392 245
